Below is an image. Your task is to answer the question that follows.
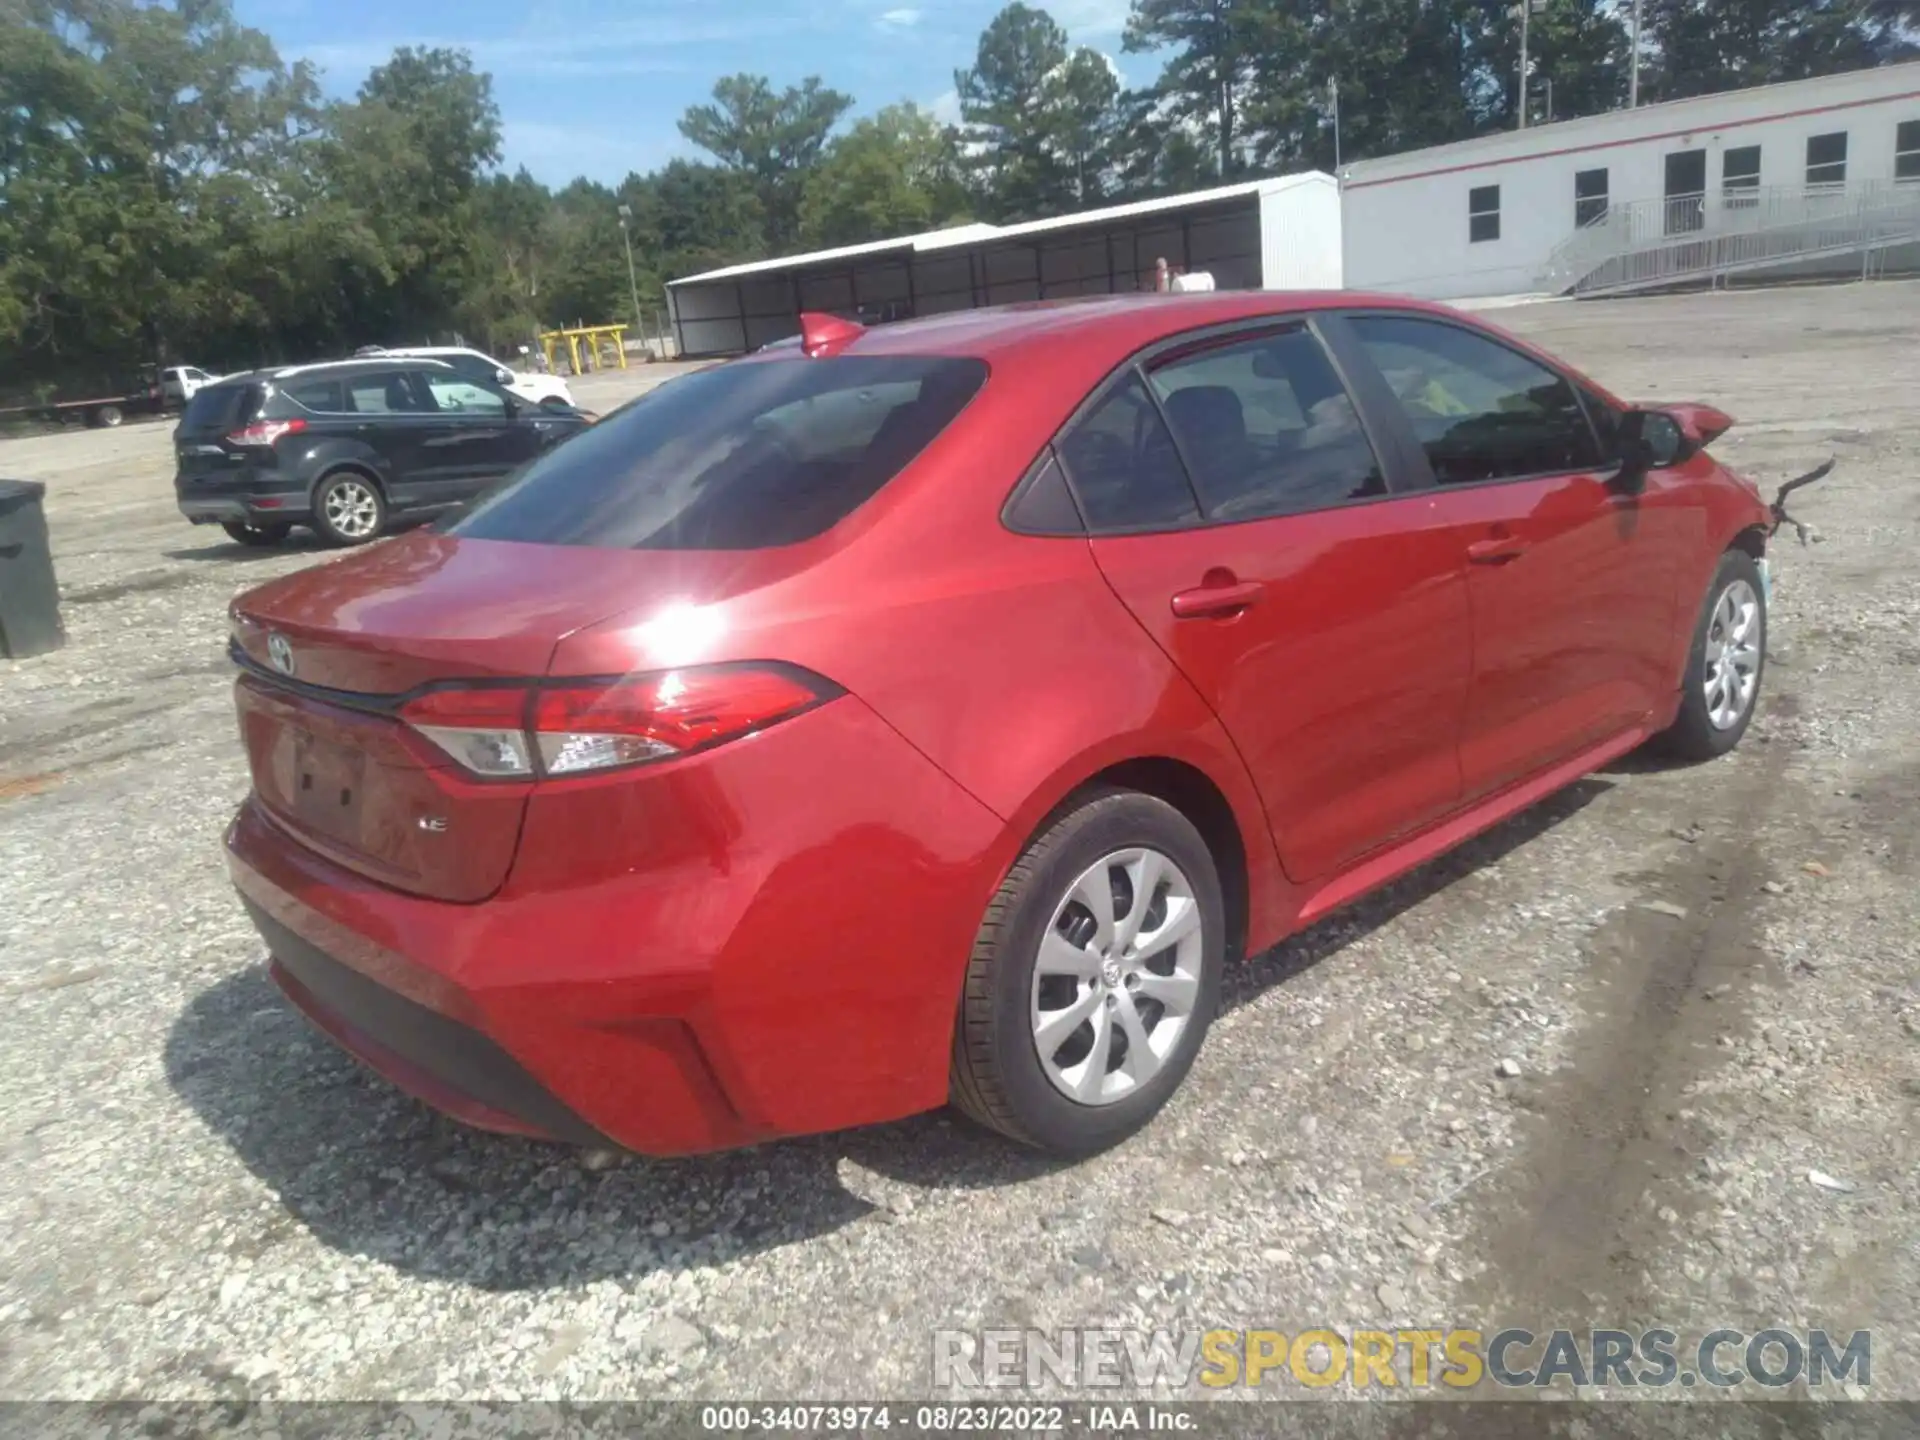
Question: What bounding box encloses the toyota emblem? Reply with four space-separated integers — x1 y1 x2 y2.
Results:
267 633 295 676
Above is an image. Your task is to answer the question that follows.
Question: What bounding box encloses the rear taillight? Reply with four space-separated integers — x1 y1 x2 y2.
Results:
227 417 306 446
396 665 832 779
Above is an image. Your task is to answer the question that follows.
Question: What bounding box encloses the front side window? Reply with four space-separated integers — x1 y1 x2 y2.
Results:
1469 184 1500 243
1057 372 1199 531
424 373 510 418
449 355 987 550
347 372 427 414
1146 326 1383 521
1348 315 1602 485
1806 132 1847 186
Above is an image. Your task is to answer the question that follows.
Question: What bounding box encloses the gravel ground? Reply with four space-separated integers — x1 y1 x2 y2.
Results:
0 286 1916 1406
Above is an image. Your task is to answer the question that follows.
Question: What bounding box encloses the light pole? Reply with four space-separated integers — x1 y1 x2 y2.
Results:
1328 76 1341 175
1629 0 1642 108
616 202 643 340
1514 0 1547 129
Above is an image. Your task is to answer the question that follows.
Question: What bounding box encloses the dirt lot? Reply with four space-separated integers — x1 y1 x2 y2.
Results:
1 286 1916 1406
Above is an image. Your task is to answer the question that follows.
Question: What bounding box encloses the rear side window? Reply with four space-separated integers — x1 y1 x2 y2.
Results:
181 382 262 432
1348 315 1602 484
1057 372 1199 531
283 377 347 413
1147 326 1384 521
449 356 987 550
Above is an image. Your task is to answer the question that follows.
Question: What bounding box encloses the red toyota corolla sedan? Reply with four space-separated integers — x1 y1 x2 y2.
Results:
224 292 1774 1157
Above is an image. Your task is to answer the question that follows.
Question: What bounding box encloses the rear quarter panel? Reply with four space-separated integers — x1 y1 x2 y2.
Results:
550 348 1296 957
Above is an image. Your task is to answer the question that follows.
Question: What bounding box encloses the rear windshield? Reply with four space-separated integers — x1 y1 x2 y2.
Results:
446 355 988 550
181 382 262 432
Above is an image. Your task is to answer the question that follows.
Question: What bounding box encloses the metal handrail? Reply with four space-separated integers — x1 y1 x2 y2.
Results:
1536 179 1920 295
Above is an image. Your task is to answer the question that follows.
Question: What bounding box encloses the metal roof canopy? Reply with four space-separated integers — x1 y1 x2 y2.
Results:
667 172 1332 288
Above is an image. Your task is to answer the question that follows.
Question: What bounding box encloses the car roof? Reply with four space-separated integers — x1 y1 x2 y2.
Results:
196 357 456 387
778 290 1469 363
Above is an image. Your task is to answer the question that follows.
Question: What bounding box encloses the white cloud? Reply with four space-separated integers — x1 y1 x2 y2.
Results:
927 88 962 126
877 7 923 26
297 15 792 82
1048 0 1132 37
500 121 686 184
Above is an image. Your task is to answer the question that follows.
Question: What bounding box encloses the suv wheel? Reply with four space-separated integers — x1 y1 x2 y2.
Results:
313 472 386 547
221 521 292 547
951 789 1224 1156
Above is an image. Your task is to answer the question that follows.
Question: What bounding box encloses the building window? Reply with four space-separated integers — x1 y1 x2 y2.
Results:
1469 185 1500 243
1897 121 1920 182
1722 145 1761 206
1574 168 1608 228
1806 132 1847 187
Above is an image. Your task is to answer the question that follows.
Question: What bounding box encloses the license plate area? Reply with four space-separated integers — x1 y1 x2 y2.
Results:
291 729 367 842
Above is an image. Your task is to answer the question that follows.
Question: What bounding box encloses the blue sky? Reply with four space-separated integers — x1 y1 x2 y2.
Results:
235 0 1143 185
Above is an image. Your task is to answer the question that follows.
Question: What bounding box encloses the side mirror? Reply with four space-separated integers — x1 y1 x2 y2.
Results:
1616 408 1687 493
495 368 514 386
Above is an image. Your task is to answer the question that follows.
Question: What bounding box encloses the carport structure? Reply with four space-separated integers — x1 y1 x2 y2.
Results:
665 171 1341 358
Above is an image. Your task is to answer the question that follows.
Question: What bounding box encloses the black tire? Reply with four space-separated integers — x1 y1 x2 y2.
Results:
1657 548 1767 761
311 470 387 547
951 788 1225 1156
94 404 124 428
221 521 291 547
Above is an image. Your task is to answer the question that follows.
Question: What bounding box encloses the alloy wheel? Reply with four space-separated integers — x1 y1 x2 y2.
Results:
323 478 381 540
1703 577 1761 730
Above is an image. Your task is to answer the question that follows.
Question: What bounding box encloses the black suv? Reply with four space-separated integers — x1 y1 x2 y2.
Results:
173 358 590 546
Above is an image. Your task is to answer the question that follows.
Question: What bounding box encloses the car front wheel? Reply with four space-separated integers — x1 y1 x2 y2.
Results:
312 472 387 547
1659 548 1766 760
951 788 1224 1156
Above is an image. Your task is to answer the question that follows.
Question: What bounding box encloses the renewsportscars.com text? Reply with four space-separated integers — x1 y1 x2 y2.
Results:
933 1326 1871 1391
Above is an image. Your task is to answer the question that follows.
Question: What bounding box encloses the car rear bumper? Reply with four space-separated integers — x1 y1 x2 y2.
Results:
253 900 610 1145
177 476 312 526
225 695 1009 1155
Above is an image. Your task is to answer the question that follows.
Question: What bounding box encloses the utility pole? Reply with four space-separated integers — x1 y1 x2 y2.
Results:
1518 0 1530 129
1629 0 1642 108
1329 76 1341 176
616 203 642 344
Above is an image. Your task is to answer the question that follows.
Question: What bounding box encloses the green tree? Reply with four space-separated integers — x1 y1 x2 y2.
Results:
799 104 971 246
1643 0 1906 100
0 0 319 382
956 2 1075 218
1123 0 1256 177
1041 48 1125 205
317 46 502 344
678 74 852 248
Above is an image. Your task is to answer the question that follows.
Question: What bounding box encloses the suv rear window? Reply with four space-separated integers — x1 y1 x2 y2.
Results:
447 355 988 550
181 382 262 432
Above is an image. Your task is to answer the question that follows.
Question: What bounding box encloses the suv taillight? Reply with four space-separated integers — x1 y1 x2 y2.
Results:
397 666 835 779
227 417 306 446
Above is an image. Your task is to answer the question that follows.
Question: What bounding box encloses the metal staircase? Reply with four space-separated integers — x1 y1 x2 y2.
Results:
1537 180 1920 297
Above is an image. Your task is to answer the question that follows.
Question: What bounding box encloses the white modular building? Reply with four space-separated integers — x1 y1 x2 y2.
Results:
664 62 1920 355
1342 61 1920 298
666 172 1342 358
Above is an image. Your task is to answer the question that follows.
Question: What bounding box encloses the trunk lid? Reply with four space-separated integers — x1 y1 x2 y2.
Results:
176 381 264 482
228 531 808 901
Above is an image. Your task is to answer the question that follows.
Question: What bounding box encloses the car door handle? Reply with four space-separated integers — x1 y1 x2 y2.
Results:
1170 580 1265 619
1467 537 1528 565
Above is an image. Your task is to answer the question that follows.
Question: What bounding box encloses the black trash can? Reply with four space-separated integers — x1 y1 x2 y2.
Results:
0 479 65 659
